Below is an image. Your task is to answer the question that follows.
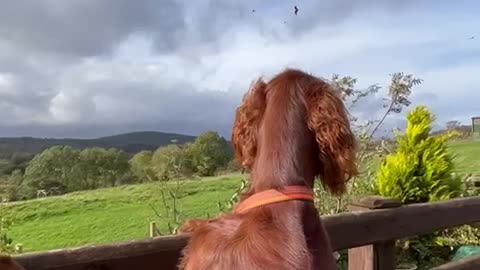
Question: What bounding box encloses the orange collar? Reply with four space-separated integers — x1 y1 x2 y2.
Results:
235 185 314 214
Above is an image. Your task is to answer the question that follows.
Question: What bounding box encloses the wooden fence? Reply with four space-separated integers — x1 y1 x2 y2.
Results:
13 196 480 270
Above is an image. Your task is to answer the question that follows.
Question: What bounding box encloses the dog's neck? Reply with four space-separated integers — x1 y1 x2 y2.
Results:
248 89 319 194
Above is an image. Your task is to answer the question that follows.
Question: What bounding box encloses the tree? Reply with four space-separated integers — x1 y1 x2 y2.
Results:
77 147 106 190
129 150 156 182
77 147 130 188
151 144 192 181
102 148 130 187
21 146 80 198
187 131 231 176
369 73 422 137
446 120 461 130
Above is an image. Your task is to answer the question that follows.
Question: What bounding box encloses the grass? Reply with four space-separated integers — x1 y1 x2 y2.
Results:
1 173 244 252
448 140 480 175
1 140 480 253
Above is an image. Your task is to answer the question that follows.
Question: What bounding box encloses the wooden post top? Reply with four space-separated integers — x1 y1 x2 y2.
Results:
351 196 403 210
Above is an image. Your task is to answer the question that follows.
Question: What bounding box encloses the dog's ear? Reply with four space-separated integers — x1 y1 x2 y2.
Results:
0 255 26 270
231 79 267 170
305 80 357 194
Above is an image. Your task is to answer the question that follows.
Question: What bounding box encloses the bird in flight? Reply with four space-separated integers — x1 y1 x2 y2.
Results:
294 5 299 15
468 36 475 40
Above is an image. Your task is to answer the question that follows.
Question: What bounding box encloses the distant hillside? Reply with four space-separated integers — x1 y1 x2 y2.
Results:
0 131 198 159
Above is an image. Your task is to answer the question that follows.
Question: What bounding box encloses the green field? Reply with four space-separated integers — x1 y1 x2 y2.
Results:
1 174 243 252
2 140 480 253
448 140 480 174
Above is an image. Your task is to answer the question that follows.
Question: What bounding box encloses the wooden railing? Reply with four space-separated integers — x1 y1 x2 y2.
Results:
13 196 480 270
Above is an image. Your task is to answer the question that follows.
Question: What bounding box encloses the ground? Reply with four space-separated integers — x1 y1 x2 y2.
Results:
1 140 479 252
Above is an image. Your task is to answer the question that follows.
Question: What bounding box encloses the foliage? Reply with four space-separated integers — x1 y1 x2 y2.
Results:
0 217 21 254
217 175 248 213
129 150 156 182
187 131 231 177
77 147 130 188
377 106 462 203
18 146 130 199
21 146 79 199
369 73 422 137
0 131 197 159
314 72 419 215
151 144 192 181
0 153 33 176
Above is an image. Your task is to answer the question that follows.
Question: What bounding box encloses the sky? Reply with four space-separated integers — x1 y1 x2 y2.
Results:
0 0 479 139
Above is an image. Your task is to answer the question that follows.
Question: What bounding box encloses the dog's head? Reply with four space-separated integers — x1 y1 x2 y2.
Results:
231 69 357 194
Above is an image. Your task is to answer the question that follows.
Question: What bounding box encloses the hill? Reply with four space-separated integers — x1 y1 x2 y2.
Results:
0 131 198 159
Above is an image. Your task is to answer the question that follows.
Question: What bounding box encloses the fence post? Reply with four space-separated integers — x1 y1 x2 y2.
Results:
149 222 158 237
348 196 403 270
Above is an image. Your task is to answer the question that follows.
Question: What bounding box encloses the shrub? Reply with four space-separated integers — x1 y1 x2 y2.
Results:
376 105 474 268
377 105 462 203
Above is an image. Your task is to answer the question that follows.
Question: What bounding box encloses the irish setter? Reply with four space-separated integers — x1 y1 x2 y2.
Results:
178 69 357 270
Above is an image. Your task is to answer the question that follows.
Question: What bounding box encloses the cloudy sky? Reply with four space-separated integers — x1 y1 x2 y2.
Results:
0 0 478 139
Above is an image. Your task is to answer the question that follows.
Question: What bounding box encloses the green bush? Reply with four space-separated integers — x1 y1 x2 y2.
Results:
377 105 462 203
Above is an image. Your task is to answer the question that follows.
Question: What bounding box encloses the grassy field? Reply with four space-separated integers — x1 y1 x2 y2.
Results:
1 174 243 252
448 140 480 174
1 140 480 253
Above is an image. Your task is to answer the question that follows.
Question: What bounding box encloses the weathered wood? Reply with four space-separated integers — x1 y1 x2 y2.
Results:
351 196 403 210
15 235 189 270
327 196 480 251
373 240 395 270
13 197 480 270
430 254 480 270
348 196 401 270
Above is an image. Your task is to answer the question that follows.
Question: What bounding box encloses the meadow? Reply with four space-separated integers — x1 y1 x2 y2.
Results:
1 140 479 253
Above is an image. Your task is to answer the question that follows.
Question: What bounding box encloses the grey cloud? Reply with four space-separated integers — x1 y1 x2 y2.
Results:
0 0 268 59
0 0 473 139
0 0 186 58
283 0 421 37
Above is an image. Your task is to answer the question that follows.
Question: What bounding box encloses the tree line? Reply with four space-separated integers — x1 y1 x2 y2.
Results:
2 131 233 201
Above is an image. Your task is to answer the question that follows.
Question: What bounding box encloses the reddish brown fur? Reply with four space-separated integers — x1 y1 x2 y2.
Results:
178 69 357 270
0 255 25 270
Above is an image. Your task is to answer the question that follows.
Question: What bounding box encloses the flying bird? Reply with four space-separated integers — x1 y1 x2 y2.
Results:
468 36 475 40
294 5 299 15
252 9 255 13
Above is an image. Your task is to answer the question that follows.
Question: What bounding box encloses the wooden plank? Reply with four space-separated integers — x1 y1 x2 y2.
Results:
430 255 480 270
326 196 480 251
348 197 401 270
373 240 395 270
13 197 480 270
351 196 403 209
15 235 189 270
